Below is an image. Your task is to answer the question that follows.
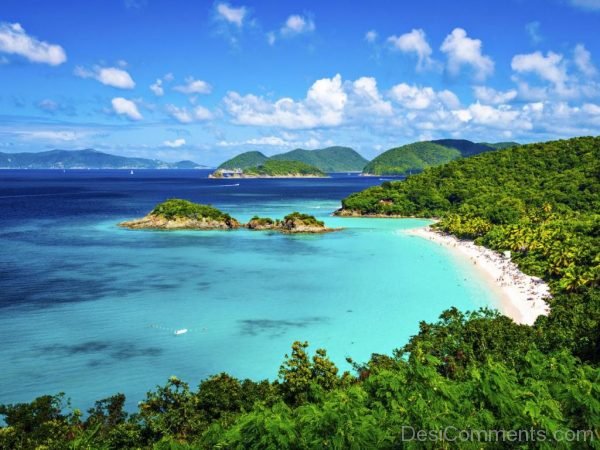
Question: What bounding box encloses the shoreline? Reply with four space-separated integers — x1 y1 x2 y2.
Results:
405 225 550 325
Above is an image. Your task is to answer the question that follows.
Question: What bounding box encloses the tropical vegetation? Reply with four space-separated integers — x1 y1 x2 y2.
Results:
362 139 519 175
217 146 369 173
217 151 268 170
242 160 326 177
150 199 235 222
2 136 599 449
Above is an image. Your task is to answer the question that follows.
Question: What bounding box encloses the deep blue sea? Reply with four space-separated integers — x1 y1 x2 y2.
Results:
0 170 499 411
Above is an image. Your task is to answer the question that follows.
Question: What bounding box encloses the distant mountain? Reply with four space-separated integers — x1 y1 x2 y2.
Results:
363 140 520 175
217 146 368 173
363 142 461 175
0 149 206 169
270 146 368 172
217 151 268 170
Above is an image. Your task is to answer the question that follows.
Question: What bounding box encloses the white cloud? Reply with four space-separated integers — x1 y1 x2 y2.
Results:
281 15 315 36
511 51 567 89
267 32 276 45
16 130 85 141
163 138 186 148
582 103 600 114
111 97 142 120
389 83 459 110
440 28 494 80
166 104 213 123
573 44 597 77
173 77 212 95
387 29 433 70
224 74 346 129
150 79 163 96
365 30 378 43
0 22 66 65
75 66 135 89
217 135 324 149
473 86 518 104
216 3 247 27
349 77 393 116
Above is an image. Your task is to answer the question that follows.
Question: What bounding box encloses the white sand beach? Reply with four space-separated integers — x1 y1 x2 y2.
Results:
406 225 551 325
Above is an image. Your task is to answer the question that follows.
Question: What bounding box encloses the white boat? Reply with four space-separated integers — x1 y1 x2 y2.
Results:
174 328 188 335
130 170 134 175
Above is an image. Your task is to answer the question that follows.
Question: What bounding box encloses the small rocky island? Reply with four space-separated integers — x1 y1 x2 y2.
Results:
209 160 327 179
247 212 339 233
119 199 241 230
120 199 338 234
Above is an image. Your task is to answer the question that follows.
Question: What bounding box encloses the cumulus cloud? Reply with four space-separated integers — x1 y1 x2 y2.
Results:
511 51 568 91
440 28 494 80
111 97 142 120
389 83 459 110
0 22 66 65
349 77 393 116
150 79 164 96
473 86 518 105
387 29 434 70
224 74 347 129
573 44 597 77
163 138 186 148
281 15 315 36
166 104 213 123
75 66 135 89
173 77 212 95
216 3 247 27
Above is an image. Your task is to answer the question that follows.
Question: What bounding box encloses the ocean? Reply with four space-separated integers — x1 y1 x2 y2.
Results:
0 170 498 411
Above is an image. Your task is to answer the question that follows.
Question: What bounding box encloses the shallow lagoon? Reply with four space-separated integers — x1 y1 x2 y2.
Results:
0 170 497 410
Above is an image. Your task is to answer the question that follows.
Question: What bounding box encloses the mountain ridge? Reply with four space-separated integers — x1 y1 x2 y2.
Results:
0 149 206 169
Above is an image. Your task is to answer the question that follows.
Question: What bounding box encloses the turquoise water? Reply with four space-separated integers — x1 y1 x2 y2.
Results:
0 171 497 411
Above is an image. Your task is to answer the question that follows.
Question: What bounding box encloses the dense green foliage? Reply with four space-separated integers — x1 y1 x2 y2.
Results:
282 212 325 227
2 136 599 449
243 160 326 177
363 142 461 175
270 146 369 172
217 151 268 170
362 139 516 175
342 136 599 291
150 199 234 222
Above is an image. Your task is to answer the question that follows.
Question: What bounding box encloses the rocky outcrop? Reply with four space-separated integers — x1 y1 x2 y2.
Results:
119 214 241 230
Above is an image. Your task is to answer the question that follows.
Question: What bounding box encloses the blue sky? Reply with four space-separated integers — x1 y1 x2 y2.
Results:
1 0 599 165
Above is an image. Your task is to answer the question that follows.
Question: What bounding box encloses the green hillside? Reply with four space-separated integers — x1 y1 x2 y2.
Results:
363 142 461 175
362 139 520 175
217 151 268 170
270 146 368 172
242 159 326 177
